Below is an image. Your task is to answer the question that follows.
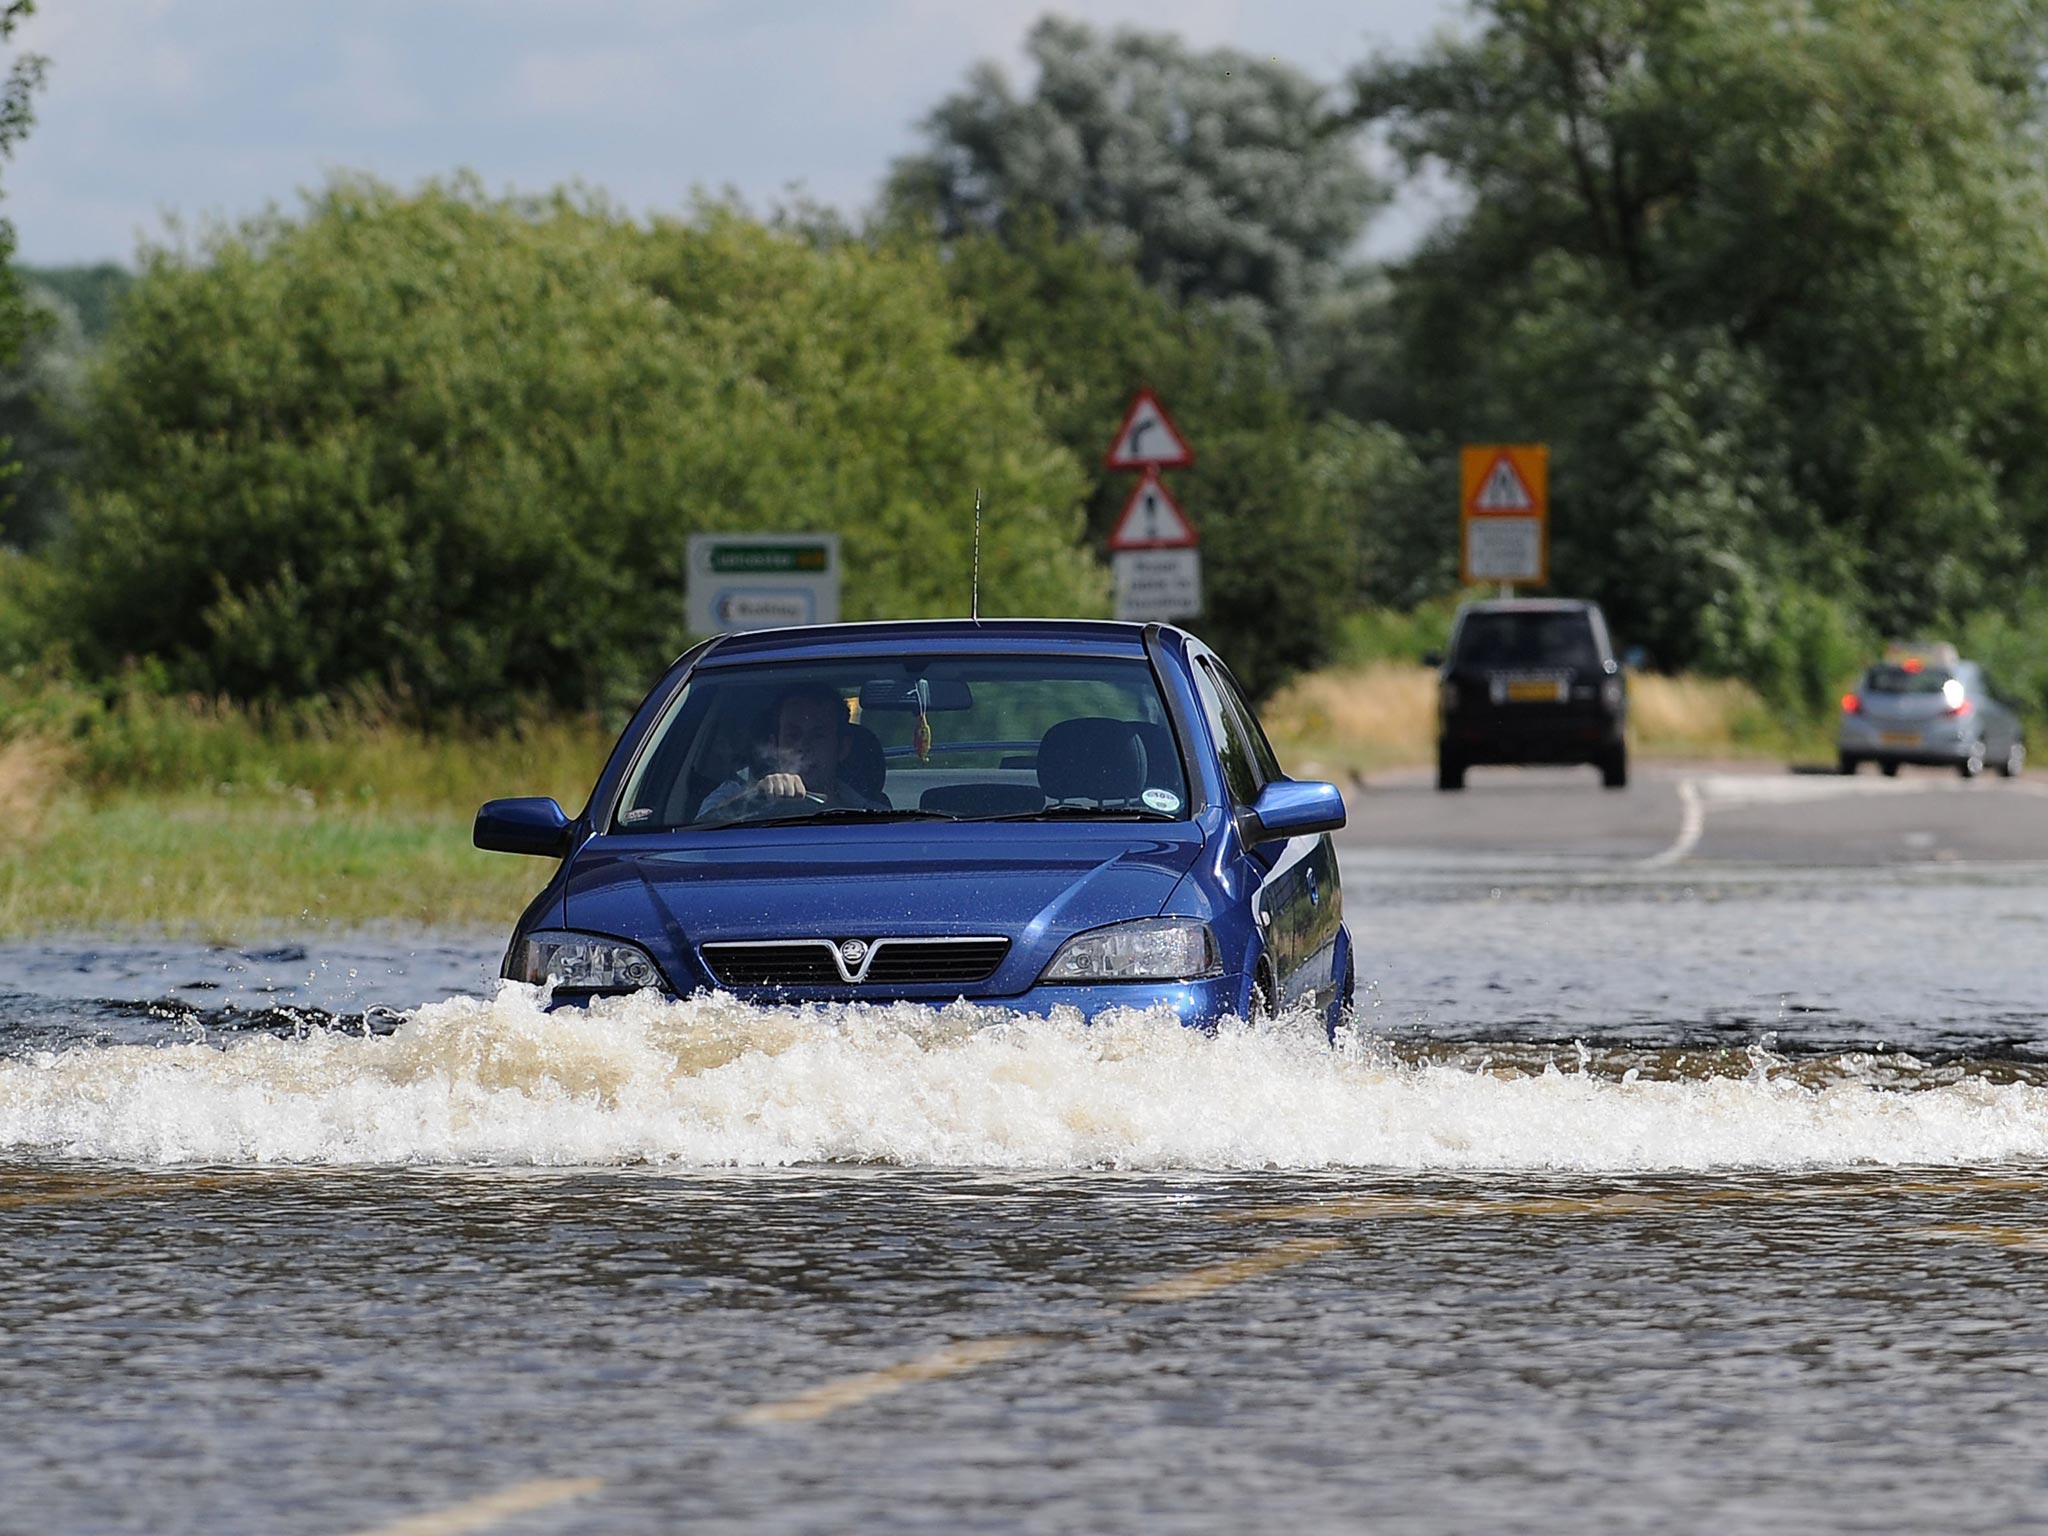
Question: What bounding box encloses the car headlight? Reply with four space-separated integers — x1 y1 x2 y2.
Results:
515 930 666 992
1601 678 1625 709
1440 680 1460 712
1039 918 1221 983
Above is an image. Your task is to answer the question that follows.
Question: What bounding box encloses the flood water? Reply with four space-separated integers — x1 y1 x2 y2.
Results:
4 853 2048 1533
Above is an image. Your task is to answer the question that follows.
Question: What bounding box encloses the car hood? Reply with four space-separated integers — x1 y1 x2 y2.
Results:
560 821 1210 991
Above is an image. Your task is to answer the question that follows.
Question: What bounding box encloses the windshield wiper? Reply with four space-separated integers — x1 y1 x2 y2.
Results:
721 806 964 828
983 805 1178 823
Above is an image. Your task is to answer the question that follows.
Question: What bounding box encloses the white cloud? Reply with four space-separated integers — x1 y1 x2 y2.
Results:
5 0 1460 264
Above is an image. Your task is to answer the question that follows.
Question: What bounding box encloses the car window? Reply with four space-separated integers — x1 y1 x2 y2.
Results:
1210 660 1285 783
1864 664 1955 696
1453 610 1600 670
614 653 1187 829
1191 657 1260 805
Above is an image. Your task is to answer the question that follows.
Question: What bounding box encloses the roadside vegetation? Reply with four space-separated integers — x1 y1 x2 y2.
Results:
2 3 2047 933
0 642 1840 936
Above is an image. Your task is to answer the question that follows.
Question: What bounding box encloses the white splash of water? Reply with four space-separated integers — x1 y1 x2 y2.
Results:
2 986 2046 1170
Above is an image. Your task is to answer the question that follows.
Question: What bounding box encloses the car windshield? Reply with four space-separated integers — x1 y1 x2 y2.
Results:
614 653 1188 830
1865 664 1956 695
1454 611 1600 670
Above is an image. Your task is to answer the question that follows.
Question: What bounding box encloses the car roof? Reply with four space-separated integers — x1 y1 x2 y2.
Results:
695 618 1165 667
1456 599 1602 616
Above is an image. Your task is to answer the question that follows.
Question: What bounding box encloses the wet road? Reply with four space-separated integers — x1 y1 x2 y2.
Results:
4 765 2048 1533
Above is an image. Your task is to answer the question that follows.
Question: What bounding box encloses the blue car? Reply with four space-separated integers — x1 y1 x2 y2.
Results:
475 620 1353 1029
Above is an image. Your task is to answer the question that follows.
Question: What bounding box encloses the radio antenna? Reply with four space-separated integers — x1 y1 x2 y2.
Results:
971 488 983 622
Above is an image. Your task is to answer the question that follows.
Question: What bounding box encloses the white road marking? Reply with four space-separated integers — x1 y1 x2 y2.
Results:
1633 771 1994 869
345 1477 602 1536
1638 778 1704 868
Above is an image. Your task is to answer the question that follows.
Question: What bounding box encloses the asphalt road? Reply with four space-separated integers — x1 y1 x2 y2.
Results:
1337 758 2048 867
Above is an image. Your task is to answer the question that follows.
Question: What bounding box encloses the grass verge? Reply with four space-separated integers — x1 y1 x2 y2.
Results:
1261 664 1836 780
1 666 1834 937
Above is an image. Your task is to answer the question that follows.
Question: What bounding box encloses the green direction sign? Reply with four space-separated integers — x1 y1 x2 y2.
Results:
688 533 841 634
706 543 832 574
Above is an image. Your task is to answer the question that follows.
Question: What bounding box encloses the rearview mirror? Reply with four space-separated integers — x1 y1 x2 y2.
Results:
1244 780 1346 846
474 797 573 858
1422 650 1444 669
858 677 975 712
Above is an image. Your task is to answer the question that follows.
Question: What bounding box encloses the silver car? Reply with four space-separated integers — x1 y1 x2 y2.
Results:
1839 651 2026 778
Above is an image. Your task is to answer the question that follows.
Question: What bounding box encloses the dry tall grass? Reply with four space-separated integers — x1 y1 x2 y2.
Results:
0 737 65 842
1262 665 1827 777
1261 665 1438 778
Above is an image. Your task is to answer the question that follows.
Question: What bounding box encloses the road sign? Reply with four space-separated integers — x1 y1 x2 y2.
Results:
1108 472 1198 551
687 533 840 634
1460 444 1548 586
1114 547 1202 622
1104 389 1195 470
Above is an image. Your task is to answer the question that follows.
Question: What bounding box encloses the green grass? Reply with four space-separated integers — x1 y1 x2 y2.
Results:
0 682 611 938
0 795 553 939
0 660 1837 938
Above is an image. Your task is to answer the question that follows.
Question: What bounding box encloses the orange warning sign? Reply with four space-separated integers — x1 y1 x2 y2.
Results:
1460 444 1548 585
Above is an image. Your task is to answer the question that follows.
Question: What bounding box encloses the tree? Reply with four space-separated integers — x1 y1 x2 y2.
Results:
890 16 1384 333
0 279 86 547
939 214 1374 697
0 1 46 530
60 181 1103 718
1345 0 2048 691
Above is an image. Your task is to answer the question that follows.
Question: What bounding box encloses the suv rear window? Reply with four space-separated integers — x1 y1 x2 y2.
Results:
1453 611 1600 671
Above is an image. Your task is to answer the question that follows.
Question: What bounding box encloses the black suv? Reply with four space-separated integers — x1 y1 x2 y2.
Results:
1433 599 1628 790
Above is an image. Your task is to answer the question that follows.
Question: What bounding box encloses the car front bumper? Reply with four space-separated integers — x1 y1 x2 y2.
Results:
547 974 1248 1027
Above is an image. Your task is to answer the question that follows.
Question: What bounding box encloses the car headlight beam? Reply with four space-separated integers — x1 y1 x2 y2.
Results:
1040 918 1221 984
517 930 665 993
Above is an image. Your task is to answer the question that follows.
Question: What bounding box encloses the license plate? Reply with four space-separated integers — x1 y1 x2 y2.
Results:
1880 731 1920 746
1506 680 1564 703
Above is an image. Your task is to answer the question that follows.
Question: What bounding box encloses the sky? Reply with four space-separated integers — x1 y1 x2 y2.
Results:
7 0 1466 269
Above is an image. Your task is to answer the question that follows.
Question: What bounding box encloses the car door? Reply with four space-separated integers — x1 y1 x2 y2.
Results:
1189 650 1336 1010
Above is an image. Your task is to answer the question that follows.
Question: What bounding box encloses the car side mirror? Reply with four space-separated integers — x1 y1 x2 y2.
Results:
1244 780 1346 846
1422 650 1444 669
474 797 574 858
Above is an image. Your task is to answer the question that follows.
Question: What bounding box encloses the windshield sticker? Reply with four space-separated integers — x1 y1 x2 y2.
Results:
1142 788 1181 814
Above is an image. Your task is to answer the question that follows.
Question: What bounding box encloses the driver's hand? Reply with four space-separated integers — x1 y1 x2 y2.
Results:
753 773 809 801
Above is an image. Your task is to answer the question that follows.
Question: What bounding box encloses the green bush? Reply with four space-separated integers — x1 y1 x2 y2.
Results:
58 181 1104 721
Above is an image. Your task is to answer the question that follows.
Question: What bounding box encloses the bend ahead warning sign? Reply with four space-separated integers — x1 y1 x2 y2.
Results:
1104 389 1195 470
1460 444 1548 586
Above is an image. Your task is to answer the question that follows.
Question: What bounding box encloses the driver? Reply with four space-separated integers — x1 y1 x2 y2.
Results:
697 684 888 821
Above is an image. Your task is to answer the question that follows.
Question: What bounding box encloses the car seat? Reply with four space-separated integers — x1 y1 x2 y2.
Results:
841 722 889 805
1037 717 1146 805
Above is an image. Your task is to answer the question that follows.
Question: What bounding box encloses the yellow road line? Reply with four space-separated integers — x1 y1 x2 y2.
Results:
1915 1224 2048 1254
1121 1236 1345 1304
1222 1174 2048 1227
345 1477 602 1536
735 1336 1037 1427
0 1174 246 1210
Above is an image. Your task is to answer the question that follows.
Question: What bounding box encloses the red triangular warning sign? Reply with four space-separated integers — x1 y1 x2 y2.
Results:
1104 389 1195 470
1470 453 1535 513
1108 472 1199 550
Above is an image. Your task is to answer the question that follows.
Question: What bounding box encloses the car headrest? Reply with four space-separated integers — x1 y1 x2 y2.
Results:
841 722 886 798
1038 717 1145 803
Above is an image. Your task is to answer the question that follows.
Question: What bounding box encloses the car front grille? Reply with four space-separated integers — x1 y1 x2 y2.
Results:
701 937 1010 990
